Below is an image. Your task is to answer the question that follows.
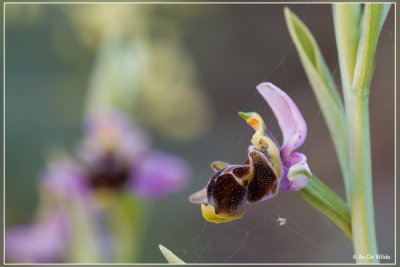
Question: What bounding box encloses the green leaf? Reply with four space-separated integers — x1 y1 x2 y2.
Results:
333 4 362 90
159 244 186 264
380 5 392 30
352 4 392 94
284 7 351 202
296 175 352 242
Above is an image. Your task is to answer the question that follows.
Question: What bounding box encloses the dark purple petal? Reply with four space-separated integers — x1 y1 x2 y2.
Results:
129 150 190 199
256 82 307 160
86 154 131 190
206 170 247 217
280 152 310 191
247 150 279 202
5 211 69 263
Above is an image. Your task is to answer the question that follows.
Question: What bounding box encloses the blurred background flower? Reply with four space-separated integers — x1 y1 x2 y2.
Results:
6 109 190 263
5 3 394 263
6 208 69 263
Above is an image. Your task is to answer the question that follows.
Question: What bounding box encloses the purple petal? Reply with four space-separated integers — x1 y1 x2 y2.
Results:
280 152 311 191
129 150 190 199
85 109 133 136
256 82 307 160
40 159 89 199
258 190 279 202
6 211 69 263
81 109 149 165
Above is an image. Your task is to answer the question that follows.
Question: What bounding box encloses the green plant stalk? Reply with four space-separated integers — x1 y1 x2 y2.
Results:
85 35 142 116
296 175 352 242
104 194 149 262
347 94 376 262
284 8 352 203
346 3 390 263
332 4 362 207
67 199 101 263
333 4 362 91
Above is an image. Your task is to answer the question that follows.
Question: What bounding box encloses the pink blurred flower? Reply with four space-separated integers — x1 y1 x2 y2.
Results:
6 109 190 263
6 210 69 263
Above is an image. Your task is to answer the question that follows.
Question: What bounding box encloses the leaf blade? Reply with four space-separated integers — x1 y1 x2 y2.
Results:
333 3 362 89
284 7 351 202
159 244 186 264
352 3 392 94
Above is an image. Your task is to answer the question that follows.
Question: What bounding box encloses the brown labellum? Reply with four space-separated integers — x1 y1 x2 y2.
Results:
246 150 278 202
205 150 278 217
206 168 248 216
88 154 131 190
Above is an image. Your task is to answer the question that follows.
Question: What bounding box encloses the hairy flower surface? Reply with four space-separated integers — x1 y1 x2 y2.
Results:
190 83 312 223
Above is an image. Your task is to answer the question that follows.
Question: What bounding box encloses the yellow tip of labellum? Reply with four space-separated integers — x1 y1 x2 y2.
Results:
201 204 244 224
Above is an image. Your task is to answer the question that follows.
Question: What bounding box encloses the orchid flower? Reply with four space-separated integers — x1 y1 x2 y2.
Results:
6 109 190 263
190 82 311 223
79 109 189 198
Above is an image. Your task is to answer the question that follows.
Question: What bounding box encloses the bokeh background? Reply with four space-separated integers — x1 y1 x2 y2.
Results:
5 3 394 263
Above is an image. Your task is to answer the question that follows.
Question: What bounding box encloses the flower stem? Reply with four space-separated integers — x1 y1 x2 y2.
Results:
332 4 362 206
104 194 148 262
344 4 390 262
346 94 378 262
296 175 352 242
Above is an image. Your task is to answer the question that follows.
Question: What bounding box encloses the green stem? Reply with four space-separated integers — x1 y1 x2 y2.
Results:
296 175 352 242
347 94 378 263
104 194 148 262
345 4 390 263
332 4 363 207
67 200 101 263
332 4 362 91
